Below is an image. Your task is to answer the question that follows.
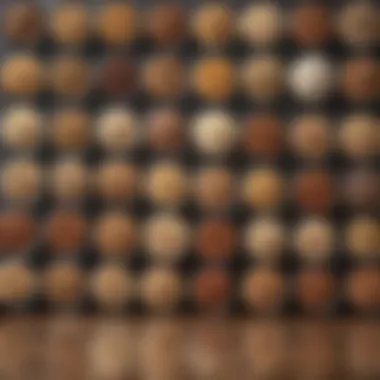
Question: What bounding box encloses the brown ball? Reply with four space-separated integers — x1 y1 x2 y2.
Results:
196 219 237 261
146 4 185 46
291 3 333 47
45 211 87 253
0 212 36 253
294 170 334 214
3 3 42 45
243 114 284 158
341 58 380 103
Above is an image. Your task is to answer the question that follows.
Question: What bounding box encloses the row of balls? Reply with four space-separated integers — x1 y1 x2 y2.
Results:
2 107 379 161
0 210 378 260
4 2 379 49
0 261 379 313
1 53 379 103
0 161 378 213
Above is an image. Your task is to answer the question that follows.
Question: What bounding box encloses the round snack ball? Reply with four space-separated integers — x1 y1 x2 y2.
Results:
288 54 335 103
49 56 90 97
296 269 336 312
241 56 284 103
244 218 285 262
238 3 282 46
196 218 236 261
141 55 183 99
93 212 136 257
43 262 84 304
140 268 182 311
51 108 91 151
90 265 134 310
341 57 380 103
242 268 284 313
291 3 333 47
1 160 41 203
1 54 43 96
194 268 232 310
146 4 185 46
289 114 331 159
191 110 238 156
346 269 380 311
97 3 136 46
95 161 137 203
192 57 235 102
191 4 234 47
100 57 135 98
144 213 190 263
146 107 184 152
293 170 334 214
50 4 88 46
45 211 87 253
0 263 37 303
243 114 284 159
339 114 379 159
294 218 334 262
1 106 43 150
145 162 187 207
195 166 233 210
3 3 42 45
242 168 284 211
50 160 87 202
96 107 138 152
337 2 379 48
0 212 36 253
345 217 379 259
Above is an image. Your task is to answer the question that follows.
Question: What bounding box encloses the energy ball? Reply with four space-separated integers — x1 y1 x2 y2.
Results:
96 107 138 152
1 54 43 96
195 166 233 210
141 55 184 99
339 114 379 160
144 213 190 263
146 4 185 46
49 56 90 97
345 217 379 259
90 265 134 310
97 3 137 46
337 2 379 48
93 212 136 257
192 57 235 102
289 114 331 160
238 3 282 47
288 54 335 103
50 4 88 46
191 110 238 156
243 114 284 159
291 3 333 47
294 218 334 262
140 268 182 311
244 218 286 262
341 57 380 103
51 108 91 151
0 212 36 253
1 160 41 203
242 269 284 313
145 107 185 152
242 168 284 211
43 262 84 304
145 162 187 207
191 4 234 47
45 211 87 253
241 56 284 103
95 161 137 203
1 106 43 150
